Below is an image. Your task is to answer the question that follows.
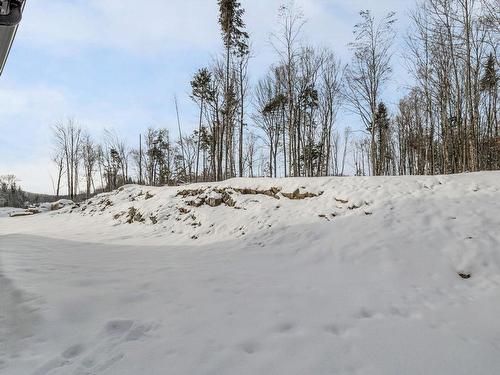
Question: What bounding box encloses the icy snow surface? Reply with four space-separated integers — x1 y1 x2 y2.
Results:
1 173 500 374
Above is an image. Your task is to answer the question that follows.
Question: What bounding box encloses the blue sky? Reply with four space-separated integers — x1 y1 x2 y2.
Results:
0 0 414 193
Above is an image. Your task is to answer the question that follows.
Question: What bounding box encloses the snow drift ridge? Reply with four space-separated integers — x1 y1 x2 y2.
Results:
53 172 500 244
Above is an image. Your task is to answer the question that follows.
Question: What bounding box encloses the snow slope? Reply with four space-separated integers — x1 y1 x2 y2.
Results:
1 172 500 374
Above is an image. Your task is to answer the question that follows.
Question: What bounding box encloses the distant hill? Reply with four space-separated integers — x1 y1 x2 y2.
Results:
0 189 60 208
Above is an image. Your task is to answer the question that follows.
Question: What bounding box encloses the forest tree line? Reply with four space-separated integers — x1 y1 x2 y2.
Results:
0 175 27 207
0 175 65 207
51 0 499 199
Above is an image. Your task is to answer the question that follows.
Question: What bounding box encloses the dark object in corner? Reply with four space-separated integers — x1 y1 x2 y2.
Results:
0 0 25 76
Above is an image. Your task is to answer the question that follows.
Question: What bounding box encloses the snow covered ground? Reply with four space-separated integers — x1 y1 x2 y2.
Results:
0 207 25 218
1 172 500 374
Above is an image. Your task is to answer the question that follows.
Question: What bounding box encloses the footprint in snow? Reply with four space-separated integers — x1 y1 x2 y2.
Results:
324 323 352 337
356 308 376 319
275 322 295 333
62 344 85 359
239 340 260 354
104 319 134 336
125 323 153 341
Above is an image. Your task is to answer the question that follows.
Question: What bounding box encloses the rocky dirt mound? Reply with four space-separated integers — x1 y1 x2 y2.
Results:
62 181 371 242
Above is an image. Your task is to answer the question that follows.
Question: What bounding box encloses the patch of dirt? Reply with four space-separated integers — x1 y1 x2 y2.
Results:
127 207 145 224
281 189 323 200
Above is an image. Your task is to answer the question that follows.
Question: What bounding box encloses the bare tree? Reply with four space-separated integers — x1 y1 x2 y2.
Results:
104 129 130 185
344 10 397 176
51 151 65 198
81 132 98 198
53 119 82 200
271 2 306 176
253 71 284 177
317 49 344 176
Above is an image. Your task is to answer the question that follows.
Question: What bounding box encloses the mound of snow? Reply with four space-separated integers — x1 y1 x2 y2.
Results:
37 199 75 212
37 172 498 246
57 179 372 243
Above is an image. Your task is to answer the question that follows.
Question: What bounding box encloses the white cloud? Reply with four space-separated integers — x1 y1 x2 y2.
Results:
19 0 220 57
0 85 71 118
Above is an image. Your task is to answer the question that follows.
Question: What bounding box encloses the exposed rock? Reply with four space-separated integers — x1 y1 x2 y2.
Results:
126 207 145 224
178 187 282 207
99 199 114 212
113 212 124 220
234 188 257 195
233 187 281 199
50 200 75 211
335 198 349 204
348 202 367 210
206 194 223 207
282 189 323 200
51 202 61 211
186 198 205 207
126 207 137 224
221 191 236 207
177 189 205 198
178 207 191 214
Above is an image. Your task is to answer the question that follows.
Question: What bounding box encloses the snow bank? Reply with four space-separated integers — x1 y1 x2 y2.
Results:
37 171 500 245
37 199 75 212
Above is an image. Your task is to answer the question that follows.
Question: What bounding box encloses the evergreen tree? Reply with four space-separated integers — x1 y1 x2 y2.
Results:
191 68 214 182
481 53 498 92
235 35 250 178
375 102 391 175
480 52 499 168
218 0 249 180
218 0 249 52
